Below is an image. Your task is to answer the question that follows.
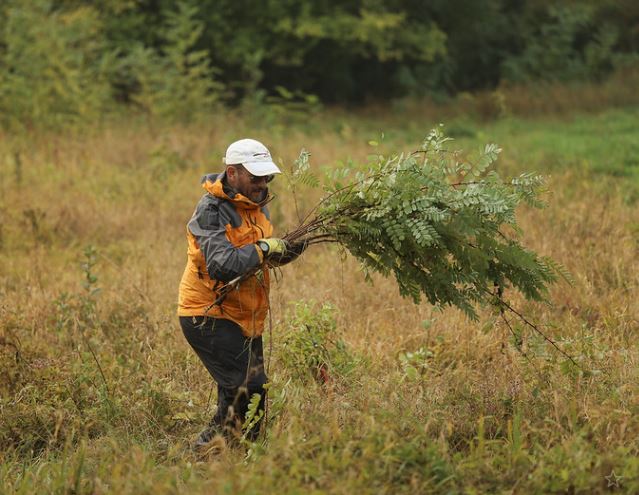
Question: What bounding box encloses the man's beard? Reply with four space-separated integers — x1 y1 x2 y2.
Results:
250 188 268 203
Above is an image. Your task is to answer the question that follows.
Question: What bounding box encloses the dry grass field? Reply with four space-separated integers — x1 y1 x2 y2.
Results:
0 104 638 493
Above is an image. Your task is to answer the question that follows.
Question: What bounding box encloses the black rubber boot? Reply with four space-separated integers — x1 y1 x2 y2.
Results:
193 424 219 449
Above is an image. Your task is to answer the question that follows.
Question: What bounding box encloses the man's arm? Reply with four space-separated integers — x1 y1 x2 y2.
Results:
187 199 262 282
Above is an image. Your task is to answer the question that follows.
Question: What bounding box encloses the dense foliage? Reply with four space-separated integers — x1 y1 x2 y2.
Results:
283 129 565 320
0 0 638 128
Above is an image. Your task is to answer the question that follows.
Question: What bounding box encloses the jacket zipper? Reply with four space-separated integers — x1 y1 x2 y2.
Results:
250 214 265 239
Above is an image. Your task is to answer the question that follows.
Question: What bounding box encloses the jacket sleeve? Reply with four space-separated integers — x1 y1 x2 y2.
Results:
187 199 262 282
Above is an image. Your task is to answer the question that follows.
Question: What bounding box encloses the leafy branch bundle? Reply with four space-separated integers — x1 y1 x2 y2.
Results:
282 127 569 322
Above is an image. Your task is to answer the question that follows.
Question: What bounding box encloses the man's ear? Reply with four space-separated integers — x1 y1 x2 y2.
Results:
226 165 238 180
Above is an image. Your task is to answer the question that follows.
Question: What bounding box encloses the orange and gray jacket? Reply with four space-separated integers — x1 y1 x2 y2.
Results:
178 172 273 337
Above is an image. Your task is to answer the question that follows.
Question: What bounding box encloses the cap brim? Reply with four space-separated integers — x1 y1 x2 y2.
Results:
243 161 281 176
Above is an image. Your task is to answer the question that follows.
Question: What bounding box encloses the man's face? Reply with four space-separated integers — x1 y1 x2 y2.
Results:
227 165 271 203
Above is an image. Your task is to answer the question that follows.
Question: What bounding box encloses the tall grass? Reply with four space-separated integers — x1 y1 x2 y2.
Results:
0 103 638 493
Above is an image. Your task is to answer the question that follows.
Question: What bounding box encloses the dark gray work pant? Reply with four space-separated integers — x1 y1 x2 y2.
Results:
180 316 267 439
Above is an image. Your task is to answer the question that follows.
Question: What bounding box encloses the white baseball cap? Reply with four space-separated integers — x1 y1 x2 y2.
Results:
223 138 281 176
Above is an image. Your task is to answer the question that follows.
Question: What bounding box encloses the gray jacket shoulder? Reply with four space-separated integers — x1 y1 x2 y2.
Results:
191 193 242 234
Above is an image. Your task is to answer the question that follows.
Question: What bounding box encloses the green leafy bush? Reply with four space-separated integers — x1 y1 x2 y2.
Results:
128 1 223 122
0 0 112 130
399 347 433 381
279 301 361 384
502 5 626 83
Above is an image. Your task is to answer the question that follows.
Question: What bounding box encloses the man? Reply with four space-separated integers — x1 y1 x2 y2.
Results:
178 138 303 447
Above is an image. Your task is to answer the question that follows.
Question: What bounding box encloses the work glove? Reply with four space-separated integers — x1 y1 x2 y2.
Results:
287 240 308 257
257 238 308 266
273 239 308 267
257 238 287 256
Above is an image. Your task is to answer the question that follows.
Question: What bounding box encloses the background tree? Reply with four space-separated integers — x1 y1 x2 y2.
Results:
0 0 637 128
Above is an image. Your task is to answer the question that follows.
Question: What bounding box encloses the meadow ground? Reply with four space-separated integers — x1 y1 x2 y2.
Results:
0 104 638 494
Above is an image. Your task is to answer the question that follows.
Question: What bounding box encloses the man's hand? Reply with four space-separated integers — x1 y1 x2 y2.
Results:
258 239 308 267
286 240 308 257
257 238 287 256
